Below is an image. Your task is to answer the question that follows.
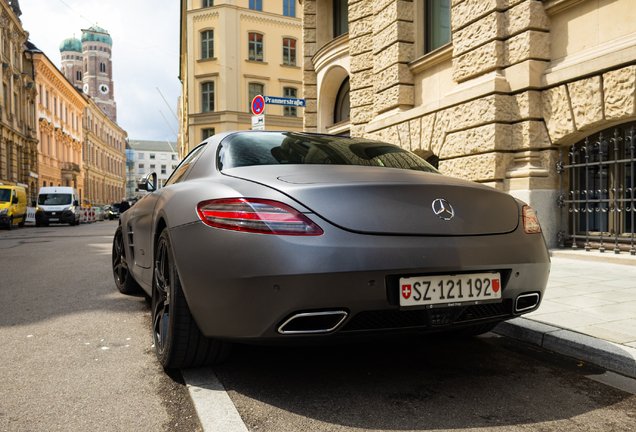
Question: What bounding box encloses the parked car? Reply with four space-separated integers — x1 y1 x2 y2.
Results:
0 185 27 229
111 131 550 369
35 187 81 226
106 203 121 220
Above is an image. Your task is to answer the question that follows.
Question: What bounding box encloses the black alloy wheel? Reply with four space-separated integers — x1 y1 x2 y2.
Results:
152 228 231 369
112 225 142 295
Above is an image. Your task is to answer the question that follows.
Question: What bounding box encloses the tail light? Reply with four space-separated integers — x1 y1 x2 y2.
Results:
522 205 541 234
197 198 323 235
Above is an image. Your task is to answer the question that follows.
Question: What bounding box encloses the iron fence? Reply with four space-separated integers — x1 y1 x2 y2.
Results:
557 124 635 255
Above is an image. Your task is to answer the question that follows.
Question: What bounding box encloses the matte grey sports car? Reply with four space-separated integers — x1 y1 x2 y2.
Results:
112 131 550 369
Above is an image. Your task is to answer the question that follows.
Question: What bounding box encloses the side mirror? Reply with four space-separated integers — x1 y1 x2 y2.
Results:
138 172 157 192
12 197 18 204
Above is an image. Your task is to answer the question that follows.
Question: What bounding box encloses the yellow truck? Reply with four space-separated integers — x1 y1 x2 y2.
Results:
0 185 27 230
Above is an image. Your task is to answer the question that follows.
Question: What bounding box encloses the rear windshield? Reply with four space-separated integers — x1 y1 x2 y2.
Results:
218 132 440 173
0 189 10 202
38 193 72 206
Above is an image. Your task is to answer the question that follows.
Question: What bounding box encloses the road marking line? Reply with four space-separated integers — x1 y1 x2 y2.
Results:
182 368 249 432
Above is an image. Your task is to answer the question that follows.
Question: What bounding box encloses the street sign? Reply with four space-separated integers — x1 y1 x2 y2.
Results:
251 95 265 115
264 95 306 107
252 114 265 130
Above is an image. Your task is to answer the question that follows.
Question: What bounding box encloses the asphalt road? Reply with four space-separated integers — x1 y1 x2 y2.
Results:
0 220 201 432
1 221 636 432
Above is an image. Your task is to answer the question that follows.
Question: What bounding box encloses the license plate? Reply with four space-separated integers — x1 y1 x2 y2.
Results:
52 212 56 215
49 218 59 221
399 272 502 308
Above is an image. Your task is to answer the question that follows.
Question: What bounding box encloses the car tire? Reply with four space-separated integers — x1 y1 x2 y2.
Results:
35 221 41 227
7 216 12 230
152 228 231 369
18 217 25 228
69 216 75 226
112 226 143 295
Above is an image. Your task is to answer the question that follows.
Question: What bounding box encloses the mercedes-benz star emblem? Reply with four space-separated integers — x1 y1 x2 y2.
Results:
432 198 454 221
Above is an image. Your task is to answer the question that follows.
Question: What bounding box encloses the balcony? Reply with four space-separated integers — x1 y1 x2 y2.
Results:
61 162 81 173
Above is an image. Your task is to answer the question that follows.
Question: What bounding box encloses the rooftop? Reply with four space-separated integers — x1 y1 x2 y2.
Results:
128 140 178 153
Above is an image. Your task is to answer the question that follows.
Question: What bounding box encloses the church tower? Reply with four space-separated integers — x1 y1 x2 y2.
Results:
80 25 116 122
59 36 83 88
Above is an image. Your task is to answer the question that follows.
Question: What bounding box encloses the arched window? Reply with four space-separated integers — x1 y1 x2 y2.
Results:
334 77 350 124
201 30 214 59
76 71 82 81
100 62 106 73
282 38 296 66
248 33 264 61
84 61 87 72
201 82 215 112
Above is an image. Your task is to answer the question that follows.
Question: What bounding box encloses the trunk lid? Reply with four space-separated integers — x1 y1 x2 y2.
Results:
223 165 519 236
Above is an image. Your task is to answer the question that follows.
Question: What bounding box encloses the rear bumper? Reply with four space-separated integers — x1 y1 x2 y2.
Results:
166 219 550 342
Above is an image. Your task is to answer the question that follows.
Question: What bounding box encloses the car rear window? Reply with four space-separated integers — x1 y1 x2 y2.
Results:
218 132 440 173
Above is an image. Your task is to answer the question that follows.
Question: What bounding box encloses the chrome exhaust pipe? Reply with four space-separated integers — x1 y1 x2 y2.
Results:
515 293 540 313
278 311 348 334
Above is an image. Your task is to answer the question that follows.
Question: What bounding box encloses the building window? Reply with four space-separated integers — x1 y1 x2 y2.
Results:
201 30 214 59
138 164 144 174
150 164 156 170
172 154 177 161
161 154 167 160
202 128 215 141
150 154 156 159
334 0 349 38
161 165 167 174
76 71 82 81
283 0 295 17
202 82 215 112
100 62 106 73
138 153 144 159
283 87 297 117
85 61 87 72
426 0 451 53
334 77 350 123
282 38 296 66
248 33 264 61
249 0 262 10
248 83 264 112
202 0 213 6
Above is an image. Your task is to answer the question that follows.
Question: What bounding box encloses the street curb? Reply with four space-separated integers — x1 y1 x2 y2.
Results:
181 368 249 432
493 318 636 379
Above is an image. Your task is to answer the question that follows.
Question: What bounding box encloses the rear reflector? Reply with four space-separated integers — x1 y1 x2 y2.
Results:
197 198 323 235
522 205 541 234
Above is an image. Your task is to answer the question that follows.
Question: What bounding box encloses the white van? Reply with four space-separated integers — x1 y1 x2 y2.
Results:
35 187 81 226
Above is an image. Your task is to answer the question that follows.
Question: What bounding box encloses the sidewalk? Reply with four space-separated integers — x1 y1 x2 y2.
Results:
494 249 636 378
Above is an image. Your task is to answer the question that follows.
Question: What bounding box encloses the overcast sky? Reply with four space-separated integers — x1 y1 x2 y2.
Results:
20 0 180 143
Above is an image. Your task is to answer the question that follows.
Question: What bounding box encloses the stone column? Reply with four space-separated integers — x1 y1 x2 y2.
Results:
372 0 415 115
349 0 373 137
302 0 318 132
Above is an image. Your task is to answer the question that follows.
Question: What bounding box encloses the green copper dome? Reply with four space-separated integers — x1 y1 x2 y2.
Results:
59 37 82 53
81 25 113 46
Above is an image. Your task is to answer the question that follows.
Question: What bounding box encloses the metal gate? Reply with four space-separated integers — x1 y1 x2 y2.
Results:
557 123 636 255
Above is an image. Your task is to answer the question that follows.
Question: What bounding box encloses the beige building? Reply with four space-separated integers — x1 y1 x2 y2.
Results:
179 0 304 154
1 1 39 202
32 49 87 197
82 96 127 206
302 0 636 250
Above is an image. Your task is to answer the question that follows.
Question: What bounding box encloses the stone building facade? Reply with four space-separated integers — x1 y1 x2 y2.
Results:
0 0 39 202
82 96 127 206
179 0 304 154
32 49 87 197
302 0 636 248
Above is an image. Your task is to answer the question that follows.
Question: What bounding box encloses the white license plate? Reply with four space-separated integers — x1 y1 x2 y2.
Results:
49 218 59 221
399 272 502 308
